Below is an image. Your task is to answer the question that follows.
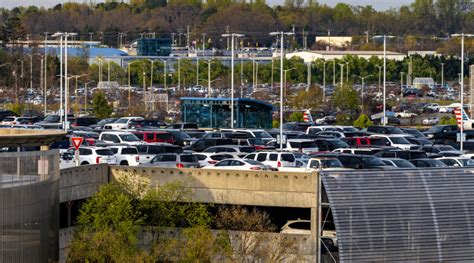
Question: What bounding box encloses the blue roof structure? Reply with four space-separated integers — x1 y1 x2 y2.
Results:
180 97 273 108
22 47 128 57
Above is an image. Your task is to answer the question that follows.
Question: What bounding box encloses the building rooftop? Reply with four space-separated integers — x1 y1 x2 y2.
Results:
0 129 66 147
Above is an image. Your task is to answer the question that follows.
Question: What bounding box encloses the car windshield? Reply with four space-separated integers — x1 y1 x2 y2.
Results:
253 131 273 139
390 137 411 144
330 140 349 148
44 115 59 122
119 134 141 142
122 148 138 154
289 141 318 148
405 129 424 137
387 127 404 134
427 126 444 133
439 145 456 151
362 156 386 167
245 159 264 165
393 159 415 168
429 160 448 167
180 155 198 162
96 149 114 156
2 117 14 121
116 118 129 123
342 127 357 132
320 159 343 168
240 147 256 153
461 159 474 167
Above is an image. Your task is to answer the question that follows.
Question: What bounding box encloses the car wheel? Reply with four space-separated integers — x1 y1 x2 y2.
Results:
81 162 89 165
120 161 129 166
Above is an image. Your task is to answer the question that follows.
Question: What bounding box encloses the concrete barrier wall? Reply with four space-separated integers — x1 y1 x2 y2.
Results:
59 164 109 203
109 166 318 208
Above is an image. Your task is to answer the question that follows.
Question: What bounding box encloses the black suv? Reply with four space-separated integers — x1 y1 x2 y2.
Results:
184 138 235 152
336 154 392 170
70 117 98 127
367 125 405 135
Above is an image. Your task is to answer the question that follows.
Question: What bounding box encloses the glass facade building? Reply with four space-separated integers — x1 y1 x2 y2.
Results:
137 38 172 56
181 97 273 129
0 150 59 262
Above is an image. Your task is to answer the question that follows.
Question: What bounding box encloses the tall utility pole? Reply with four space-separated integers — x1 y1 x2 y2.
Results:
373 35 394 126
178 58 181 90
204 59 212 97
440 62 445 88
196 58 199 86
44 32 48 115
332 60 336 86
107 60 111 82
339 63 344 85
222 33 244 128
270 31 294 151
202 33 206 50
306 62 311 91
376 65 382 94
451 33 474 151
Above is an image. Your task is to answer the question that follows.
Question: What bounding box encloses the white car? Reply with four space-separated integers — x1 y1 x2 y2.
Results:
103 117 144 130
136 143 183 164
1 116 27 125
268 139 319 154
396 111 417 118
202 145 256 158
78 147 117 165
306 126 338 135
107 145 140 166
99 131 144 146
422 117 439 125
193 153 236 167
244 151 297 169
437 157 474 167
369 134 418 151
204 159 270 171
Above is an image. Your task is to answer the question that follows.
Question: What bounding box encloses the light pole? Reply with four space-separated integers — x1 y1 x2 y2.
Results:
440 62 445 88
196 58 199 87
376 65 382 95
160 60 169 112
321 59 331 101
270 31 294 150
52 32 63 123
203 59 213 97
127 60 140 108
84 81 93 114
222 33 244 128
400 72 405 100
357 75 372 114
374 35 395 125
451 33 474 151
332 60 336 86
338 63 344 85
271 58 274 89
148 59 156 106
69 74 86 114
177 58 181 90
255 60 261 90
107 60 111 82
344 61 350 83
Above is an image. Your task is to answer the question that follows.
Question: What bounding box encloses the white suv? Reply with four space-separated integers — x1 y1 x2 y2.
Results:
107 145 140 166
244 151 297 169
103 117 143 130
78 147 117 165
269 139 319 154
99 131 144 145
369 134 417 151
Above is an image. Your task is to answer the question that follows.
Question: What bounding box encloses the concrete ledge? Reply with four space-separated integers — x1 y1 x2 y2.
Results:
60 164 109 203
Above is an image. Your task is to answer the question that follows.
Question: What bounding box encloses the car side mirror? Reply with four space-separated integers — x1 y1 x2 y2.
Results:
443 129 447 133
454 163 460 167
385 142 391 146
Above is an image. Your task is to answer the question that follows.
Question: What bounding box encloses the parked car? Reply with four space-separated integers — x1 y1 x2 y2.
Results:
369 134 418 150
314 139 349 152
204 159 270 171
0 110 17 121
166 122 199 130
305 157 348 171
140 153 200 168
409 159 448 168
202 145 256 158
70 117 98 127
423 125 458 144
78 147 117 165
136 143 183 164
269 139 319 154
421 145 463 158
107 145 140 166
193 153 236 167
336 154 391 170
244 151 297 169
99 131 144 145
185 138 235 152
133 130 174 144
422 117 439 125
381 158 416 168
103 117 143 130
367 125 405 135
437 157 474 167
375 149 428 160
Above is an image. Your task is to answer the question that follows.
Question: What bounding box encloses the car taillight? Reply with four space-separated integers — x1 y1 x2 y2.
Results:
255 146 264 151
96 156 102 163
136 156 139 162
250 166 261 170
277 161 282 167
208 160 217 164
12 122 16 124
176 163 184 168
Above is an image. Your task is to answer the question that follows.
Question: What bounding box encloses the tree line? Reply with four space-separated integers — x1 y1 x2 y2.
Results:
0 0 473 52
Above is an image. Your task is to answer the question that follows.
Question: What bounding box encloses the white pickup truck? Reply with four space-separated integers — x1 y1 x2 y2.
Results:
395 110 417 118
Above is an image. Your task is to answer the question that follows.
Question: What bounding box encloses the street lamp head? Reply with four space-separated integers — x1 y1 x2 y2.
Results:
452 33 474 38
269 32 281 36
52 32 64 38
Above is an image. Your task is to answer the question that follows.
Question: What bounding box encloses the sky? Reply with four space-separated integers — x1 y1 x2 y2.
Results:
1 0 414 10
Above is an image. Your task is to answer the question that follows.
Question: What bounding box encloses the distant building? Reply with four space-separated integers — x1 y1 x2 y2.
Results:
285 50 406 63
413 77 435 89
315 36 353 49
408 51 441 57
181 97 273 129
137 38 172 56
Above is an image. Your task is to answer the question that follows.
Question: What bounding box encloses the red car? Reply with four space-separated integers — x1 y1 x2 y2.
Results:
133 131 174 144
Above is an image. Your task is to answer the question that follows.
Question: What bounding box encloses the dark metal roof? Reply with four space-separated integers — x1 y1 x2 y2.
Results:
0 129 67 147
180 97 273 108
322 168 474 262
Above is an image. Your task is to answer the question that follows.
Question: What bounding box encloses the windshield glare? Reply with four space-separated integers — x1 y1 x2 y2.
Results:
119 134 141 142
390 137 410 144
362 157 386 167
320 159 343 168
253 131 273 138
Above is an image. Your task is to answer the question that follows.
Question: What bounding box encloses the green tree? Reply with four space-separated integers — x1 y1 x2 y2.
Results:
332 84 360 114
68 183 144 262
288 111 304 122
92 91 113 118
353 114 373 129
439 115 457 125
